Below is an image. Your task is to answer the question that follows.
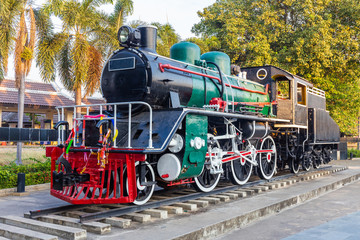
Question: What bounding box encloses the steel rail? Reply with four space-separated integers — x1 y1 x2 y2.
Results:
29 204 90 218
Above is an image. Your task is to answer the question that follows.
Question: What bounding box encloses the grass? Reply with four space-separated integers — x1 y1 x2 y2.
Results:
0 146 49 166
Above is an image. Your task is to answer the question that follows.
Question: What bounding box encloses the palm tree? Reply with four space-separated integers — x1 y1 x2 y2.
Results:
112 0 134 32
0 0 36 165
37 0 133 116
0 0 23 81
151 22 180 57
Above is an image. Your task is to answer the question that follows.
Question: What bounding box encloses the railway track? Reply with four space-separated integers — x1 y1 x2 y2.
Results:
0 166 350 240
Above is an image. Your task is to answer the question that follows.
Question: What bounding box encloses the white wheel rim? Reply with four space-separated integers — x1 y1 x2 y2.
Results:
194 172 221 192
125 161 155 205
231 158 253 185
259 136 277 180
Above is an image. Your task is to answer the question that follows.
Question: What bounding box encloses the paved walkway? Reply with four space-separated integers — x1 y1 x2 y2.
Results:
284 211 360 240
215 160 360 240
0 189 65 216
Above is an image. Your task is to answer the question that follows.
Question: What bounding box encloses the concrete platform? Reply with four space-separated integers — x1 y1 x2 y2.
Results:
0 160 359 240
216 170 360 239
0 188 65 217
283 211 360 240
89 163 360 240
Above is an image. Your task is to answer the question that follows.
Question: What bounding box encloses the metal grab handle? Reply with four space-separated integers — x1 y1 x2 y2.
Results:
96 119 110 129
54 121 69 130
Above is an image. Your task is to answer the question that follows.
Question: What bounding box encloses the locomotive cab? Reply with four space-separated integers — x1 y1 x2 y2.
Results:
241 65 313 126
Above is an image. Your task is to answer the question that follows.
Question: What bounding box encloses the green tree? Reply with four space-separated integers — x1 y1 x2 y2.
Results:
0 0 36 164
37 0 132 116
185 36 221 55
0 0 25 81
128 19 147 28
107 0 134 51
193 0 360 135
151 22 180 57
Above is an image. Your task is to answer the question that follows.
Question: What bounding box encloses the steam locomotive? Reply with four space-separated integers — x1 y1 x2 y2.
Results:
46 25 340 205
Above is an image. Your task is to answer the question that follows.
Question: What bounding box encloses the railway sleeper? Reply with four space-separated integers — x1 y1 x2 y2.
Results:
123 213 151 223
103 217 131 229
186 199 209 208
198 196 221 204
210 194 230 202
158 206 184 214
142 209 168 219
28 214 111 235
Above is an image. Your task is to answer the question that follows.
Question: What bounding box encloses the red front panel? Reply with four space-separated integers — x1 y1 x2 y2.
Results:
48 146 144 204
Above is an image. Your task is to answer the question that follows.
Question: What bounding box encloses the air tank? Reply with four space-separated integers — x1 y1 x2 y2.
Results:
201 51 231 75
170 42 201 64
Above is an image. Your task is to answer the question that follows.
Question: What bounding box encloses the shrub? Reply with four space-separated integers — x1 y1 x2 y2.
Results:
0 160 51 189
348 149 360 159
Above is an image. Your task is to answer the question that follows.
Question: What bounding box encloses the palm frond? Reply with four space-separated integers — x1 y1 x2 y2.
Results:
83 0 113 9
84 45 102 96
0 61 4 82
36 32 68 82
25 6 36 75
0 0 23 75
72 34 89 89
57 37 74 91
33 8 53 39
112 0 134 30
42 0 64 16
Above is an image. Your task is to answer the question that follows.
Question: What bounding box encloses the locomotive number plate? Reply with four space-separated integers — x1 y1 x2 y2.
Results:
109 57 135 71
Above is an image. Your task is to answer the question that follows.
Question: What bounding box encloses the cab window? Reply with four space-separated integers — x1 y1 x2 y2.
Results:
276 80 290 100
297 83 306 105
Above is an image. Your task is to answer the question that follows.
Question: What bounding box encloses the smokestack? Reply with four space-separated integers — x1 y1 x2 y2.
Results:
138 25 158 53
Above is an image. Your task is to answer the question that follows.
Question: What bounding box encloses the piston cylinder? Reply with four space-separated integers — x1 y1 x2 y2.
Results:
242 121 270 140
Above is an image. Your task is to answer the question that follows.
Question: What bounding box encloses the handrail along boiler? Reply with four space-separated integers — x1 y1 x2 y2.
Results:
45 25 340 205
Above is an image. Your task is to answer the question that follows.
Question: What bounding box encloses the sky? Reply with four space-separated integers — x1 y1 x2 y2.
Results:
125 0 216 39
5 0 216 82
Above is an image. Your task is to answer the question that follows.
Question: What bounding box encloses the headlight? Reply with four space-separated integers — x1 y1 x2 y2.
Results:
117 25 141 48
119 26 130 43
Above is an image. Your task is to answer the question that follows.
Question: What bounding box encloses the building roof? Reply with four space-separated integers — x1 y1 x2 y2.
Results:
82 97 106 105
0 79 58 92
0 79 105 108
0 79 74 107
